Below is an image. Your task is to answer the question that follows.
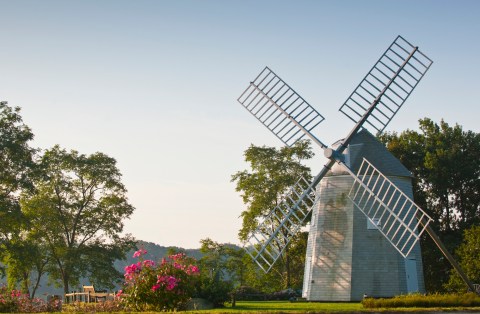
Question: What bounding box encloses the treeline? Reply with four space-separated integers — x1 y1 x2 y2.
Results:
379 118 480 292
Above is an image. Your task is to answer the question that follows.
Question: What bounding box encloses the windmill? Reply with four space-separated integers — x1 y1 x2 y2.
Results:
237 36 477 300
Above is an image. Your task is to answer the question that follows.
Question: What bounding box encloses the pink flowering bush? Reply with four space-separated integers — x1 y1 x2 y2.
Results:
0 286 59 313
120 249 200 311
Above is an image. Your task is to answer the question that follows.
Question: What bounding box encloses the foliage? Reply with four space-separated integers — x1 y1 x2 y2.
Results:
233 286 266 301
380 118 480 232
238 234 308 293
196 276 233 308
231 141 313 289
196 238 303 305
0 102 136 296
445 225 480 292
0 285 60 313
197 239 236 307
0 102 35 199
21 145 136 293
0 102 40 296
120 249 200 311
231 141 313 241
362 292 480 308
379 118 480 291
2 237 49 298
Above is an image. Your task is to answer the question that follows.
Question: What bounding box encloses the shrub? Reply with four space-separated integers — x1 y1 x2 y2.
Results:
362 292 480 308
196 277 233 307
0 286 59 313
269 288 301 301
232 286 267 301
120 249 200 311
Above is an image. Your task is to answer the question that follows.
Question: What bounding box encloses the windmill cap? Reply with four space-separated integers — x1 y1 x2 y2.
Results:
327 129 413 178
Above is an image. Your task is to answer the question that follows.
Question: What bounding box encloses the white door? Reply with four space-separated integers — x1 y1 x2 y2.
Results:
405 258 419 293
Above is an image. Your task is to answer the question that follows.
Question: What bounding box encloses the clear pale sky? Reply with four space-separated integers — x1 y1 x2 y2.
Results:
1 0 479 248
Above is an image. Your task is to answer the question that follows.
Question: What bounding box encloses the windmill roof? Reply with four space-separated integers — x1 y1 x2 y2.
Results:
329 129 413 178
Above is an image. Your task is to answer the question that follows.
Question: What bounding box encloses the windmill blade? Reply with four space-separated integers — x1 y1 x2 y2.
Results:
244 176 317 272
346 158 433 258
339 36 433 135
238 67 326 148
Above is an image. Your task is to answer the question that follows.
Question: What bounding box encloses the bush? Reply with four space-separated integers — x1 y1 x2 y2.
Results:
196 277 233 307
362 292 480 308
0 286 59 313
120 249 200 311
269 288 301 301
232 286 267 301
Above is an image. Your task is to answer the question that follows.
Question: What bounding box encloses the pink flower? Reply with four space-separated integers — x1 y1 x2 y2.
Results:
187 265 199 274
169 253 185 260
173 262 184 270
143 259 155 267
124 262 142 280
152 284 161 292
133 249 147 258
157 275 178 291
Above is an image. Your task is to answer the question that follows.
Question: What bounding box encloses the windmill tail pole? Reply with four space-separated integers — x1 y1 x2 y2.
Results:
422 223 477 294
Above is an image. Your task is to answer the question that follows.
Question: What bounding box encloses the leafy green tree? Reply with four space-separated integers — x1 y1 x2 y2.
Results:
3 235 49 298
197 238 234 307
231 140 313 289
379 118 480 291
445 226 480 292
0 101 40 295
21 145 136 294
223 244 247 287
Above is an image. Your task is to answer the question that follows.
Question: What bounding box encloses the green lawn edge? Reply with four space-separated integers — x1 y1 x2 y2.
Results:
181 301 480 313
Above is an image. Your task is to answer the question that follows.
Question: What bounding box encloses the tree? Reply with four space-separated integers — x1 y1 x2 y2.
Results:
197 238 235 307
3 235 49 298
21 145 136 294
379 118 480 291
0 101 39 295
445 226 480 292
231 140 313 289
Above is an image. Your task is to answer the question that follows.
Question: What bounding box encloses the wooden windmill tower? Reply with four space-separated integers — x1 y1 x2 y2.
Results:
236 36 477 300
302 129 425 300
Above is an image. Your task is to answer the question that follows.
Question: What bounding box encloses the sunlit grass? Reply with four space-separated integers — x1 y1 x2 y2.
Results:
362 292 480 309
186 301 363 313
183 299 480 313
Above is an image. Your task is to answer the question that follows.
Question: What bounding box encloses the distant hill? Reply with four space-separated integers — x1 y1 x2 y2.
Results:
1 240 203 298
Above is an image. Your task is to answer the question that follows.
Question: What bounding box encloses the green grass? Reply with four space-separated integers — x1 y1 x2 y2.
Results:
183 300 480 313
186 301 363 313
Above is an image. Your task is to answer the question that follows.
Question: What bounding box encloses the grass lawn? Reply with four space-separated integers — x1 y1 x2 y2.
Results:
182 301 480 313
206 301 362 312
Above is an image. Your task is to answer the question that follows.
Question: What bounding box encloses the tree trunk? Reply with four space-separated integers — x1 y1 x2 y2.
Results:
21 271 30 296
63 272 70 294
285 248 291 288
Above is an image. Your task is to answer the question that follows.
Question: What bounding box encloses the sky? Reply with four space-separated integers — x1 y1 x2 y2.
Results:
0 0 479 249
